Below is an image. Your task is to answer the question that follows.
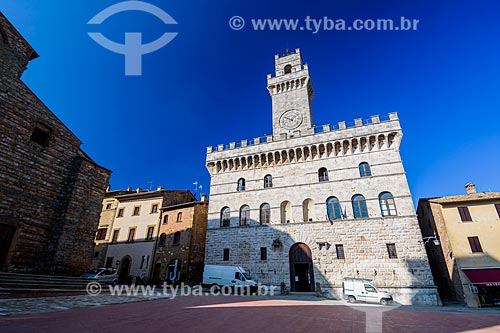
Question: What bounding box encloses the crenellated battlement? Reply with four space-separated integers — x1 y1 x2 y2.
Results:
206 112 402 175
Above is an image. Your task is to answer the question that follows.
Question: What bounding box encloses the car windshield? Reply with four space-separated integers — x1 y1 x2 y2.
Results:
243 272 252 280
84 269 101 275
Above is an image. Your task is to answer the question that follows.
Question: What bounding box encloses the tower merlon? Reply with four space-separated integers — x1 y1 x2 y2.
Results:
206 112 402 162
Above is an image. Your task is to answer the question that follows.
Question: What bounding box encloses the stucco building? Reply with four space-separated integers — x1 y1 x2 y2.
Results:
0 13 111 276
97 187 195 283
204 49 439 305
417 183 500 307
151 196 208 285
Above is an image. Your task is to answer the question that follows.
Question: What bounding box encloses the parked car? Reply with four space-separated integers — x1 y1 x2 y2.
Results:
202 265 257 293
343 277 393 305
81 268 118 285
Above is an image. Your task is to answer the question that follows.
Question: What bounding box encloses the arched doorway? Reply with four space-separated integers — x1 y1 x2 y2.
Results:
289 243 315 292
118 256 131 283
152 260 163 286
166 258 181 285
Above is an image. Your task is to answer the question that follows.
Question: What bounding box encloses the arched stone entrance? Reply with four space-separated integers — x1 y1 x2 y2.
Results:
289 243 315 292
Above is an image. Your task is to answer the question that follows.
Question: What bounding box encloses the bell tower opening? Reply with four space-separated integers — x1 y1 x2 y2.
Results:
267 48 315 138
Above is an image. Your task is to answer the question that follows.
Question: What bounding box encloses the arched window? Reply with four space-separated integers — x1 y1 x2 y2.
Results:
264 175 273 188
260 203 271 225
326 197 342 221
303 199 314 222
158 233 167 247
239 205 250 226
237 178 246 192
173 232 181 245
284 64 292 74
352 194 369 218
379 192 397 216
220 207 230 227
280 201 292 224
359 162 372 177
318 167 329 182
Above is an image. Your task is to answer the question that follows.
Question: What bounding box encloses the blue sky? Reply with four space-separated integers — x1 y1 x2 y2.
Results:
2 0 500 203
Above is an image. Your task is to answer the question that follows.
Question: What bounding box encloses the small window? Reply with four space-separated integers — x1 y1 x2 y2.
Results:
237 178 246 192
260 203 271 225
111 230 119 243
151 204 158 214
379 192 397 216
132 206 141 216
318 168 329 182
352 194 369 218
240 205 250 226
468 236 483 253
336 244 345 259
284 64 292 74
173 231 181 245
163 215 168 224
264 175 273 188
158 233 166 247
386 243 398 259
223 248 230 261
127 228 136 242
221 207 230 227
117 208 124 218
140 255 149 270
105 203 112 210
176 212 183 222
146 226 155 240
30 126 50 147
359 162 372 177
95 228 107 241
458 207 472 222
260 247 267 260
495 204 500 218
327 197 342 221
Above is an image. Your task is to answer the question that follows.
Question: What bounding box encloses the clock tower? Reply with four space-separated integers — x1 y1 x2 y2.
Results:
267 48 314 137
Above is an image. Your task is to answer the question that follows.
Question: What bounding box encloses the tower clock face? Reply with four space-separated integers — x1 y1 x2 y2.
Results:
279 110 303 130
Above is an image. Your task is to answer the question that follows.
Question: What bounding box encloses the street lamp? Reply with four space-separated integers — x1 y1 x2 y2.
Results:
422 231 440 246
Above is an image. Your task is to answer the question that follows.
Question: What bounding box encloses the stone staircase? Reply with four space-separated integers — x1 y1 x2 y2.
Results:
0 272 95 297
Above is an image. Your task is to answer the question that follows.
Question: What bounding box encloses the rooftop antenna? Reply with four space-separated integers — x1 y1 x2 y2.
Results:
147 181 152 191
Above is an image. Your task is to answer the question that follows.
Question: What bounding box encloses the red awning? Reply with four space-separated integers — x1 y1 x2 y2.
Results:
463 268 500 286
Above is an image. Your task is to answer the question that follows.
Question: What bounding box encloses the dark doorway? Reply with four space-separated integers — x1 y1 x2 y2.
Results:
119 256 131 283
0 224 16 269
152 261 162 286
289 243 315 292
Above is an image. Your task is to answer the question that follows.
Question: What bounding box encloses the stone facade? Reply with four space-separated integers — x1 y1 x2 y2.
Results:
0 13 111 276
152 196 208 285
96 188 196 283
417 184 500 307
204 49 439 305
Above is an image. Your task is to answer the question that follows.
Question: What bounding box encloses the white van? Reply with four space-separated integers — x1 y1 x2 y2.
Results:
343 277 393 305
202 265 257 293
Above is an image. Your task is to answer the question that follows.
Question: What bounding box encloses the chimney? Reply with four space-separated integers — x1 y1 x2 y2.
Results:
465 182 477 195
136 187 142 193
157 186 163 191
201 194 207 202
127 187 132 192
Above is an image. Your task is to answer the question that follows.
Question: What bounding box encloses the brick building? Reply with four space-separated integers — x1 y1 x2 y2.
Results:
0 13 111 276
204 49 439 305
152 195 208 285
